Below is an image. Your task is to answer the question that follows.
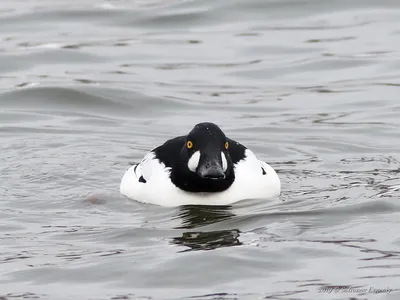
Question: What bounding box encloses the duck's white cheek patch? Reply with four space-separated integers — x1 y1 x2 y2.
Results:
188 151 200 172
221 152 228 171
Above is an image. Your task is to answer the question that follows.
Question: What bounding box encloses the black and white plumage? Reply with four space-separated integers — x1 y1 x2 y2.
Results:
120 122 281 206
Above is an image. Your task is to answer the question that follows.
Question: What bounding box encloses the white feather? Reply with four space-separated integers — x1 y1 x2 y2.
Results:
221 152 228 172
187 151 200 172
120 149 281 207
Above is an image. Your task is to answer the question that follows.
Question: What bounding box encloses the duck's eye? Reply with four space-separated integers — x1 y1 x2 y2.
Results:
225 141 229 149
187 140 193 149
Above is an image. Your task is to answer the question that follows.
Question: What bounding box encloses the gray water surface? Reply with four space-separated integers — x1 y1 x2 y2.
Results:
1 0 400 299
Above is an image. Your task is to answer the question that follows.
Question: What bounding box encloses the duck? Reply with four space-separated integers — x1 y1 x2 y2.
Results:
120 122 281 207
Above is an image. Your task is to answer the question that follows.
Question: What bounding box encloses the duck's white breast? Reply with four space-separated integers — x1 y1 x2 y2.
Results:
120 149 280 207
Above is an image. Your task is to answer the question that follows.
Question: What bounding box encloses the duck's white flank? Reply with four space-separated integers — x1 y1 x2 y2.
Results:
120 149 281 207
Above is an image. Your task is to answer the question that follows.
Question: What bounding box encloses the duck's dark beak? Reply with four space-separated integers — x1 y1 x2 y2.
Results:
197 156 225 180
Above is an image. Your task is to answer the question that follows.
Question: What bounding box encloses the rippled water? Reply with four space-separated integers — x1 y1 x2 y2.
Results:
1 0 400 299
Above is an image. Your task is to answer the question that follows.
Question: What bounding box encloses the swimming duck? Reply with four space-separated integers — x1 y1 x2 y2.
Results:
120 122 281 206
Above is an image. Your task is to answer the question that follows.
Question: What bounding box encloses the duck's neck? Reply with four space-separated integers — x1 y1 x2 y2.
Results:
170 163 235 193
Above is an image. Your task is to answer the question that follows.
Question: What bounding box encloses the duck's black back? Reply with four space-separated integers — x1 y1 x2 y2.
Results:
153 136 187 169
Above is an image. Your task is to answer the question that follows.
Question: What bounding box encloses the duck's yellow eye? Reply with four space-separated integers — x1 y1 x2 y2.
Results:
225 142 229 149
187 141 193 149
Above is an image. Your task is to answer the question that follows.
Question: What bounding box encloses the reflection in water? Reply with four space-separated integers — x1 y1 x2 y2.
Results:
172 229 242 252
171 205 242 252
176 205 235 229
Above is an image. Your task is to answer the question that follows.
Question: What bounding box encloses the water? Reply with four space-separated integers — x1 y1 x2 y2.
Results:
1 0 400 299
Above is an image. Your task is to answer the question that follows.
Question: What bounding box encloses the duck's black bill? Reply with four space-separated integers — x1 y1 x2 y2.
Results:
198 160 225 180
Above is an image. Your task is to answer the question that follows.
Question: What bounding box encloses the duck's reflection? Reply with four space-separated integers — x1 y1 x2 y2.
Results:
176 204 235 229
171 205 242 252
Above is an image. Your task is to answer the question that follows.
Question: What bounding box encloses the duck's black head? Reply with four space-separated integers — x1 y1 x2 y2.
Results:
172 122 235 193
